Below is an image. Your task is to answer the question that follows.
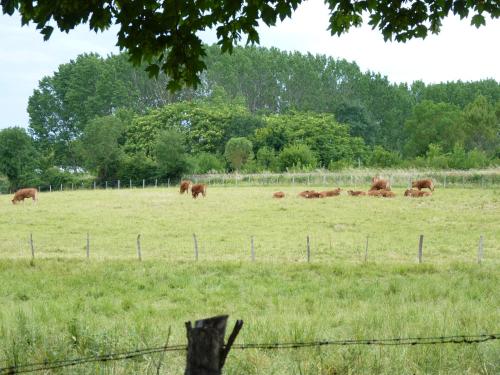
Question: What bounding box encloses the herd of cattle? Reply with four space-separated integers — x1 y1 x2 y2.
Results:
272 177 435 199
9 177 434 204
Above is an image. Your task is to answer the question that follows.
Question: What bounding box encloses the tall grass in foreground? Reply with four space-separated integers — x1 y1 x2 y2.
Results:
0 260 498 374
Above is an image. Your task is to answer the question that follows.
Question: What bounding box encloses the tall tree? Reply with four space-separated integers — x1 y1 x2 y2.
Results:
463 95 499 154
3 0 497 90
0 127 39 189
80 115 125 181
404 100 465 157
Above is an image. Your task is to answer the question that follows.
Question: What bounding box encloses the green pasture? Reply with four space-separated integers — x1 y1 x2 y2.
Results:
0 186 499 264
0 186 499 373
0 261 498 374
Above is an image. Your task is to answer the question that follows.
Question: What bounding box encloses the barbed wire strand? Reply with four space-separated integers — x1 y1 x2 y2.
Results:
0 334 497 374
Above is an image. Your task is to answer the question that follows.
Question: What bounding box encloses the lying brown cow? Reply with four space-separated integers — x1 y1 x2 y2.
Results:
347 190 366 196
12 188 38 204
404 189 431 197
370 176 391 191
367 190 383 197
380 190 396 198
298 190 315 198
412 179 434 191
321 188 342 197
179 180 191 194
273 191 285 198
191 183 206 198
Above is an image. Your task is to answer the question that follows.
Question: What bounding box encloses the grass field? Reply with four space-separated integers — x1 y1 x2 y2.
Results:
0 186 499 374
1 186 499 263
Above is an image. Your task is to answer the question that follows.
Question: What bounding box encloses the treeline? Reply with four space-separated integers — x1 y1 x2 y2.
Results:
0 45 499 189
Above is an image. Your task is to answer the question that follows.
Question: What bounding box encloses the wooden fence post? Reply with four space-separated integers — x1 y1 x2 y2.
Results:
168 178 170 188
86 232 90 259
155 179 158 188
71 183 74 191
105 181 108 190
185 315 243 375
193 234 198 261
60 184 63 191
250 236 255 262
93 181 96 190
306 235 310 263
118 180 121 189
49 185 52 192
30 233 35 260
444 174 447 189
136 234 142 261
143 179 145 189
418 234 424 264
130 179 132 188
478 235 484 264
364 236 369 262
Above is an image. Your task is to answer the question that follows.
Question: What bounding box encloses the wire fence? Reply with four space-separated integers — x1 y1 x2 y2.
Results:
1 231 498 265
1 333 497 374
9 169 500 194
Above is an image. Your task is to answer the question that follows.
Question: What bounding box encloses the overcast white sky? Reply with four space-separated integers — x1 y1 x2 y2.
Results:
1 0 499 129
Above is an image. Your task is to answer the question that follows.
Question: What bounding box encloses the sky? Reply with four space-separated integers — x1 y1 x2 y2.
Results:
0 0 499 129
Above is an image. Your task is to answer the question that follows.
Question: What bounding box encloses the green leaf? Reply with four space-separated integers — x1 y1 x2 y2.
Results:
471 14 486 28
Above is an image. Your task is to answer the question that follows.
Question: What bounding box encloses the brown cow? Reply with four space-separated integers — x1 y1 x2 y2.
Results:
370 176 391 191
191 183 206 198
305 191 321 199
273 191 285 198
347 190 366 196
12 188 38 204
322 188 342 197
298 190 315 198
404 189 431 197
380 190 396 198
412 179 434 191
179 180 191 194
367 190 383 197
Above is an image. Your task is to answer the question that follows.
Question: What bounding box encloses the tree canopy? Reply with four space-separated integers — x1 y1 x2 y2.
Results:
3 0 498 90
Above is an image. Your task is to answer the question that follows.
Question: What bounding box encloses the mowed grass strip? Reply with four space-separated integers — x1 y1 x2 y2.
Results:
0 186 499 264
0 260 498 374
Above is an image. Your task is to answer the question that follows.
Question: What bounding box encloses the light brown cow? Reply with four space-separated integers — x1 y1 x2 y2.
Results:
412 179 434 191
367 190 383 197
191 183 206 198
404 189 432 197
180 180 192 194
380 190 396 198
273 191 285 198
370 176 391 191
347 190 366 196
12 188 38 204
305 191 321 199
298 190 315 198
322 188 342 197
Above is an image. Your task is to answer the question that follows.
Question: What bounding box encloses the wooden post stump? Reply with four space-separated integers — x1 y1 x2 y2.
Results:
185 315 243 375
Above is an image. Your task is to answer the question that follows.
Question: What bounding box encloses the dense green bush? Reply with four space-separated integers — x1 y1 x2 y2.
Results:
190 152 225 173
278 144 317 171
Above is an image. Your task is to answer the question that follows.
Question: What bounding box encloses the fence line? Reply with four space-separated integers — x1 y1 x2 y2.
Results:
1 333 497 374
2 232 498 265
9 170 500 194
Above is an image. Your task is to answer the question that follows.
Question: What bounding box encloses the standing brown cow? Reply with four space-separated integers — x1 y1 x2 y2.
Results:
191 183 206 198
12 188 38 204
412 179 434 191
180 180 192 194
370 176 391 191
